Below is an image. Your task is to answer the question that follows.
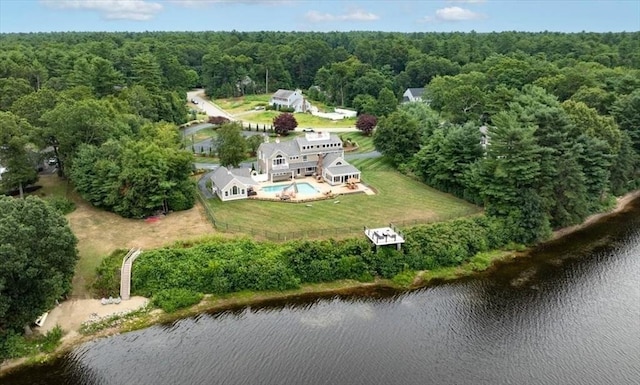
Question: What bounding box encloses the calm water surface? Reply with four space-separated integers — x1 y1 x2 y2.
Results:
5 198 640 385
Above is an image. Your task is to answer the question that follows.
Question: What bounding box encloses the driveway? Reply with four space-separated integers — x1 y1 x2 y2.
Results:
181 122 214 137
187 89 235 121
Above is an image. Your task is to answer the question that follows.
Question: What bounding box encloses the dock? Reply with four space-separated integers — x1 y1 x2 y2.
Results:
364 226 405 251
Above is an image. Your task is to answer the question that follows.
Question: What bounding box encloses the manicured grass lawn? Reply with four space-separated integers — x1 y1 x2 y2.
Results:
238 111 356 128
213 94 356 128
340 132 375 154
214 94 271 114
205 167 480 238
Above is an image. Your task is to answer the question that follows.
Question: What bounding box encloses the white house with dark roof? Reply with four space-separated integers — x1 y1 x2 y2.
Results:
269 89 311 112
257 132 361 185
402 87 425 103
210 166 258 202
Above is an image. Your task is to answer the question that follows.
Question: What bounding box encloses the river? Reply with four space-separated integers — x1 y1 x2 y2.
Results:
5 198 640 385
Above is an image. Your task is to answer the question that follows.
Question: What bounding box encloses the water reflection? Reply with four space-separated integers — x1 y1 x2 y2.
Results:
4 199 640 385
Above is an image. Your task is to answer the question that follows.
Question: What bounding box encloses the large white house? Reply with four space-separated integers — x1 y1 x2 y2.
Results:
257 132 361 185
269 89 311 112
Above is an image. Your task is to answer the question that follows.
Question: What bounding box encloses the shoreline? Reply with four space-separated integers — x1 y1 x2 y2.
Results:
2 189 639 376
550 190 640 240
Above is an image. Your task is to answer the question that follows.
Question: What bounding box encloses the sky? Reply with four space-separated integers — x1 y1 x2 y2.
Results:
0 0 638 34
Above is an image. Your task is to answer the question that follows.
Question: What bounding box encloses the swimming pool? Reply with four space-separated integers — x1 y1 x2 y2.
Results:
261 182 320 194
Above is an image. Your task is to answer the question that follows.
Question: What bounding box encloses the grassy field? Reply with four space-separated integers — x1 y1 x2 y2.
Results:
31 175 216 298
205 160 480 238
212 94 356 128
213 94 271 114
237 110 356 128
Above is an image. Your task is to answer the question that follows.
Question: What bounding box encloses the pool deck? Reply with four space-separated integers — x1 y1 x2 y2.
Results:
250 177 374 202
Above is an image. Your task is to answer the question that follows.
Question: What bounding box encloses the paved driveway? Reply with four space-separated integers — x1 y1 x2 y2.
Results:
187 89 235 121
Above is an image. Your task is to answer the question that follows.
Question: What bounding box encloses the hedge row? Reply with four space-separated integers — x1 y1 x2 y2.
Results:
127 215 512 298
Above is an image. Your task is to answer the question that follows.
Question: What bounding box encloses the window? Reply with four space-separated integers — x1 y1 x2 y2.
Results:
225 191 228 196
232 186 239 195
302 155 307 161
273 155 285 166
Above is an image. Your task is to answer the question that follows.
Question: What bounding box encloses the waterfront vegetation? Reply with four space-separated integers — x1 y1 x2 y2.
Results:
94 215 514 302
0 326 63 361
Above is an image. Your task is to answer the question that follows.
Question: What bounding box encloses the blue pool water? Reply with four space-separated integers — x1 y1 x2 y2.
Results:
261 182 319 194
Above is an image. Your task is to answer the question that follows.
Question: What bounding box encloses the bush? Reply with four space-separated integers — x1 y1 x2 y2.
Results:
40 325 63 353
91 249 127 297
153 288 203 313
45 196 76 214
208 116 230 125
391 270 415 288
0 326 64 360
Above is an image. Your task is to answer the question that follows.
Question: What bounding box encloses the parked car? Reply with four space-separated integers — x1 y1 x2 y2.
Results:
302 128 315 132
48 157 57 166
191 98 199 104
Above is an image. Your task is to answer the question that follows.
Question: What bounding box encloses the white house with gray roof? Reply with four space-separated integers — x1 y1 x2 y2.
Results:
402 87 425 103
257 132 361 185
210 166 258 202
269 89 311 112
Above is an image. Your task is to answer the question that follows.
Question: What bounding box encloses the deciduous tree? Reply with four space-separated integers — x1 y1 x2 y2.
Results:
0 196 79 332
373 110 421 165
0 112 38 197
355 114 377 136
216 122 248 168
273 112 297 136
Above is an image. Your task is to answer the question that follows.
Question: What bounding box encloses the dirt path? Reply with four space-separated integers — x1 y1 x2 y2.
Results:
39 297 150 335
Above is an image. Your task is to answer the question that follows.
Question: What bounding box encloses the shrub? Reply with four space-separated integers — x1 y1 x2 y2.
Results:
208 116 230 126
0 326 64 360
40 325 63 353
153 288 203 313
91 249 127 297
45 196 76 214
391 270 415 288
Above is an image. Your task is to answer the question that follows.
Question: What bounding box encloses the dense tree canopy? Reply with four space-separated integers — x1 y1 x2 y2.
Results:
216 122 248 168
0 29 637 235
0 196 78 332
0 112 38 197
69 123 194 218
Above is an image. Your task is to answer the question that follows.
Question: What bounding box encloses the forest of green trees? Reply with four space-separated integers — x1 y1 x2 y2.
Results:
1 30 639 357
0 30 638 232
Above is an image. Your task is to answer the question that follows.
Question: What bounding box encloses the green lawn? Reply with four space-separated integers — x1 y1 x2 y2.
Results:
213 94 271 114
184 128 217 147
340 132 375 153
205 166 480 238
238 111 356 128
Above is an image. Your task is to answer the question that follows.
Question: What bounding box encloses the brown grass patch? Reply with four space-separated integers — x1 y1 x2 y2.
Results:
35 175 216 298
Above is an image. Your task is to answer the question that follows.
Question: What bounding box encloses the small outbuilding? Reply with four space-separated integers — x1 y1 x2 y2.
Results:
210 166 257 202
